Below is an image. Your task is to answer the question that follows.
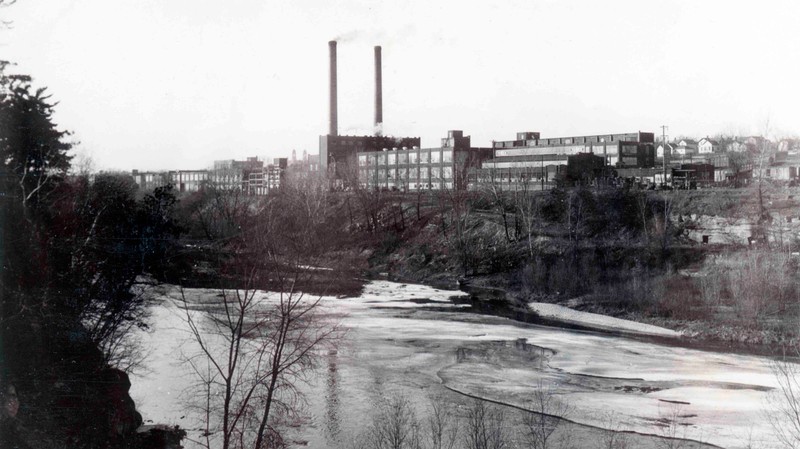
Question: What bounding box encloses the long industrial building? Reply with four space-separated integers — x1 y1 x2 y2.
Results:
473 131 656 190
131 156 288 194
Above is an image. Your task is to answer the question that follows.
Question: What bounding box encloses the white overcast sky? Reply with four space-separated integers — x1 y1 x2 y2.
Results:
2 0 799 171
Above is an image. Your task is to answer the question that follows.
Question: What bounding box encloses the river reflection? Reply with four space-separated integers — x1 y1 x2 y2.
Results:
324 350 341 444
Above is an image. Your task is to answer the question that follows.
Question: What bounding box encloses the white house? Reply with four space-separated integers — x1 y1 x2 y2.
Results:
698 138 720 154
656 143 675 159
726 141 745 152
674 139 698 156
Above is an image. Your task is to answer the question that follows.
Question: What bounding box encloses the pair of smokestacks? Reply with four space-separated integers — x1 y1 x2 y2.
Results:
328 41 382 136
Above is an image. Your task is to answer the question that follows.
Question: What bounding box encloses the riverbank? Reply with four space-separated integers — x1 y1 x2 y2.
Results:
371 238 800 358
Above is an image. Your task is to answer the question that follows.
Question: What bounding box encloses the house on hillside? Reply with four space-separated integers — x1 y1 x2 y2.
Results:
674 139 698 156
656 142 675 159
726 140 746 152
698 138 720 154
743 136 771 153
778 139 800 155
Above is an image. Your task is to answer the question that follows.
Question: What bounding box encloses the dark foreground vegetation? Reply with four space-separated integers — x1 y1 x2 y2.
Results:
1 64 184 448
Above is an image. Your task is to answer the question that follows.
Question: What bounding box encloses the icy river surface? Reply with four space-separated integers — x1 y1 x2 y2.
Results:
129 280 789 449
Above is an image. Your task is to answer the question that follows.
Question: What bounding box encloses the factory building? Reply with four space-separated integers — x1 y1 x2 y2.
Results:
131 156 288 196
212 157 264 191
132 169 209 193
357 130 493 190
489 131 655 168
171 170 208 193
319 41 420 185
131 170 170 192
246 158 287 195
321 134 421 181
472 131 656 190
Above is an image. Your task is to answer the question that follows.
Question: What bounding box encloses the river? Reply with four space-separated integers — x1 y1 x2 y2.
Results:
129 280 789 449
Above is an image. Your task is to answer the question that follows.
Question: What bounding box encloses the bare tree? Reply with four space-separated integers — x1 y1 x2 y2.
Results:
344 162 389 233
520 379 572 449
766 353 800 449
180 263 338 449
600 411 630 449
437 182 479 276
427 395 459 449
184 184 253 242
653 191 675 252
363 395 423 449
654 403 689 449
464 399 508 449
480 180 514 243
511 182 540 258
754 119 773 222
636 191 650 242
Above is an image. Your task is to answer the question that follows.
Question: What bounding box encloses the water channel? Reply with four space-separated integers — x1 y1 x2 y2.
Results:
129 280 788 449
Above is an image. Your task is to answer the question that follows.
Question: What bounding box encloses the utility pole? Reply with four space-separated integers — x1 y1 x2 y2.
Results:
541 155 545 191
661 125 669 187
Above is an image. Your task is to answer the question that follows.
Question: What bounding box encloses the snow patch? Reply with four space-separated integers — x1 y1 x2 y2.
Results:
529 302 682 338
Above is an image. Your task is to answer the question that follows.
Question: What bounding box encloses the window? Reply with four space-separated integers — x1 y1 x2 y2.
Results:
379 154 387 165
420 151 430 163
388 154 396 164
420 167 429 179
442 151 452 162
399 153 408 164
358 155 367 166
431 167 441 179
431 151 441 163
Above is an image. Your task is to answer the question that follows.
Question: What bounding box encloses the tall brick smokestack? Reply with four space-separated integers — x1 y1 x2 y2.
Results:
374 45 383 135
329 40 338 136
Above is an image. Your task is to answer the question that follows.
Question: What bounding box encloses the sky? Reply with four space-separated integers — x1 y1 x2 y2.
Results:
2 0 799 171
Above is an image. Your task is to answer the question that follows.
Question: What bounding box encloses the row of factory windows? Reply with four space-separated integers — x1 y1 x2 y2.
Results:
358 149 454 166
174 172 208 181
361 166 455 180
492 133 655 150
363 180 456 190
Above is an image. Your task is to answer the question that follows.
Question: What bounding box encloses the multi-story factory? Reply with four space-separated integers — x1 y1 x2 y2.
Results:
473 131 656 190
131 156 288 195
212 157 264 191
246 158 287 195
357 130 493 190
132 169 209 193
